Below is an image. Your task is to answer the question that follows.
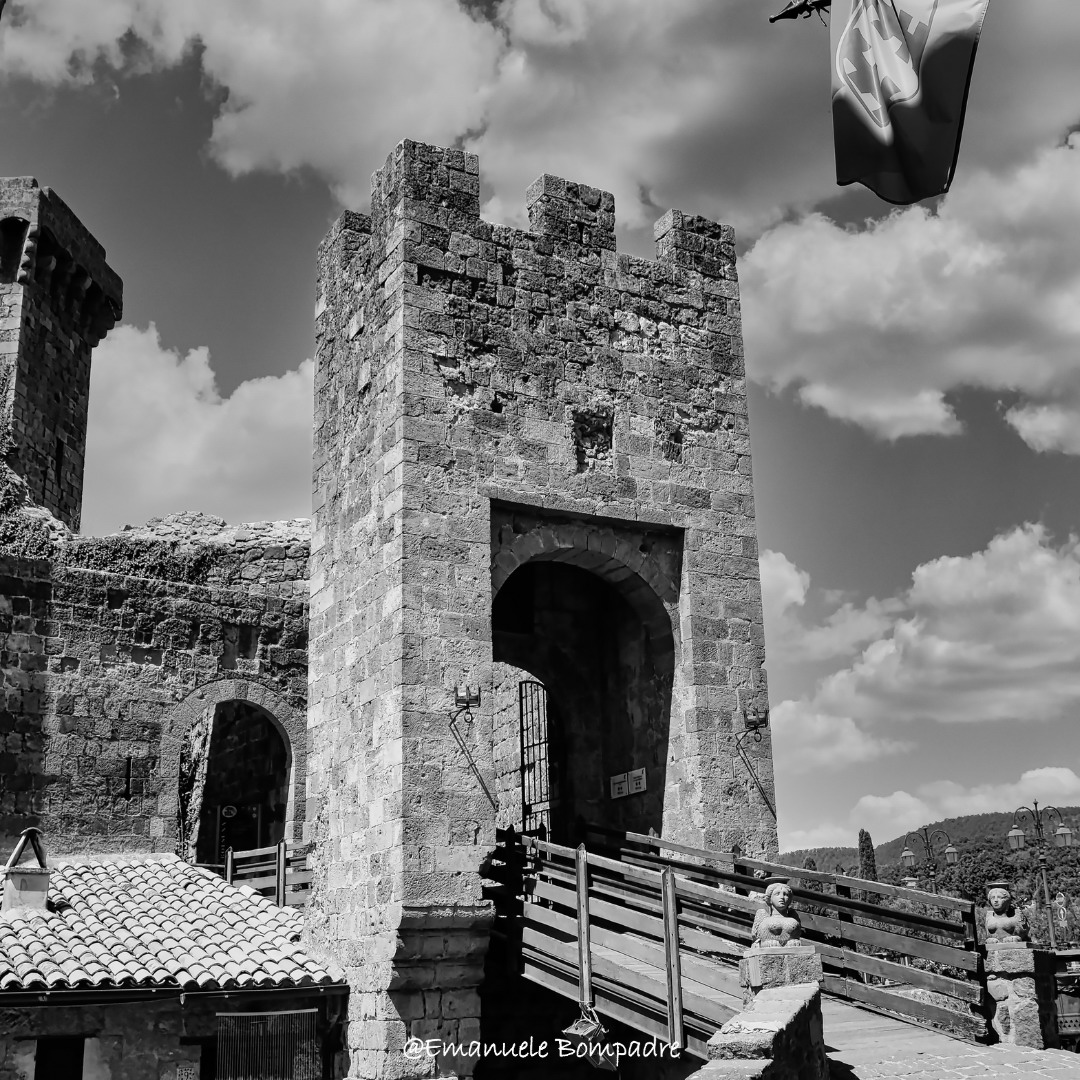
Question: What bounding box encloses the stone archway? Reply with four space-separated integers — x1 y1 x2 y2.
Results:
491 516 680 842
160 679 305 856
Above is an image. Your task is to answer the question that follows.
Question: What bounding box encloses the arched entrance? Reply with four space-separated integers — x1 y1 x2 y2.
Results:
177 699 291 865
492 555 676 843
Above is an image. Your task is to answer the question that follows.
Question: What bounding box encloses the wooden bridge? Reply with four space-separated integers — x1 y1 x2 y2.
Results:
486 825 989 1062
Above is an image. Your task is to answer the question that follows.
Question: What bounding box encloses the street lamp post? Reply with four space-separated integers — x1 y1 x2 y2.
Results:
900 826 959 894
1007 800 1075 950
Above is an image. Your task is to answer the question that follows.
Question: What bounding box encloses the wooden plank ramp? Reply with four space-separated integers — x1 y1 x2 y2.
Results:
490 829 994 1065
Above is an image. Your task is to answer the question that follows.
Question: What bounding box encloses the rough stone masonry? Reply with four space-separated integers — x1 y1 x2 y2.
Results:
308 139 777 1078
0 181 310 862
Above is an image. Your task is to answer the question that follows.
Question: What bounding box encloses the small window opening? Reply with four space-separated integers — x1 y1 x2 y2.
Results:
35 1036 85 1080
0 218 28 283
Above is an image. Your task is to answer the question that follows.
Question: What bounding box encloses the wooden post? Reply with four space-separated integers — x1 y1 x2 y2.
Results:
276 840 288 906
224 847 234 884
576 844 594 1008
662 868 685 1052
835 882 856 982
961 901 986 1011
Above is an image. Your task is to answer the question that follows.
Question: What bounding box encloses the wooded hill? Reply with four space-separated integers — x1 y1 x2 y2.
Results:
781 807 1080 945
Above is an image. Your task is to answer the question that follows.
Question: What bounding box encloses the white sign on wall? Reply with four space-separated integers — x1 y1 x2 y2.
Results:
610 769 647 799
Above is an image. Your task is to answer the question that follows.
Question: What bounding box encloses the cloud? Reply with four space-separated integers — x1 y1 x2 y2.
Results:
760 549 899 664
770 701 909 775
0 0 504 206
851 767 1080 839
742 136 1080 445
1005 404 1080 455
781 766 1080 851
81 324 313 534
6 0 1079 241
774 524 1080 736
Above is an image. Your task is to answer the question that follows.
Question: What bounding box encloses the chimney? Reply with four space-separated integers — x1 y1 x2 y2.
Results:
2 827 51 913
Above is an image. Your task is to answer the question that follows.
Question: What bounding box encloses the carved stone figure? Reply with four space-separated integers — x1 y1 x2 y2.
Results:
985 884 1029 942
751 882 803 948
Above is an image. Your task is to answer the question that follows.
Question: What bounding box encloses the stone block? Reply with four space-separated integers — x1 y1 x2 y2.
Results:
741 947 822 995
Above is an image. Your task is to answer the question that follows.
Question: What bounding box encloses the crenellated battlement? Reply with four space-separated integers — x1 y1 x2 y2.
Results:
0 178 122 344
310 138 772 1079
358 138 738 285
0 178 123 531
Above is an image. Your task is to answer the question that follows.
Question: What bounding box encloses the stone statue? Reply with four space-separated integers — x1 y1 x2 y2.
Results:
751 882 803 948
985 883 1029 943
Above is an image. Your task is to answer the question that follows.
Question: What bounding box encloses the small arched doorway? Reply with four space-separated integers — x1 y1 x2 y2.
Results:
178 700 291 865
492 557 675 843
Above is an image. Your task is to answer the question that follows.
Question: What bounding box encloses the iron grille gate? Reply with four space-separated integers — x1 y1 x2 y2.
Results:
216 1009 319 1079
518 680 553 836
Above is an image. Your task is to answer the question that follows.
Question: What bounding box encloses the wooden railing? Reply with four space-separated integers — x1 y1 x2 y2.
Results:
580 825 988 1041
489 831 746 1060
223 840 313 907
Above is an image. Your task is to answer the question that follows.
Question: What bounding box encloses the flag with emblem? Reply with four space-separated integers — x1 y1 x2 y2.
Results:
831 0 990 204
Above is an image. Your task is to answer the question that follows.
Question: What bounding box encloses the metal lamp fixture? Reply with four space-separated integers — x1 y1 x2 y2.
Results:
454 685 481 711
1008 799 1074 949
447 686 495 811
900 826 954 894
743 704 769 731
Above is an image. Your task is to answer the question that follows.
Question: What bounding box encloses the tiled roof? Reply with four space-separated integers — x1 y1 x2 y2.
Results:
0 857 345 993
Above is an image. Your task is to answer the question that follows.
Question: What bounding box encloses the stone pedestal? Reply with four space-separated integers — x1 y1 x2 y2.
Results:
740 946 823 1007
984 942 1059 1049
686 943 828 1078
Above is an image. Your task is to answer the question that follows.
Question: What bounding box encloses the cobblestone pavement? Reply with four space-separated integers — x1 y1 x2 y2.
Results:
832 1043 1080 1078
823 999 1080 1078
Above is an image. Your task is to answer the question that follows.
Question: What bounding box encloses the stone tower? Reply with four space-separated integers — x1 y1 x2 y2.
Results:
308 139 776 1078
0 178 122 531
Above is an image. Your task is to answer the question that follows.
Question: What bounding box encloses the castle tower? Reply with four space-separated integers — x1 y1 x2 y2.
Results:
309 140 776 1078
0 178 122 530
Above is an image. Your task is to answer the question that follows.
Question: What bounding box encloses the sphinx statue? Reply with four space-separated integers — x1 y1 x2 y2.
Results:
984 883 1029 943
751 881 803 948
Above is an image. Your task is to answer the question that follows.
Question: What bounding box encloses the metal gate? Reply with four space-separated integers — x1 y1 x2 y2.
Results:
216 1009 319 1079
518 680 553 836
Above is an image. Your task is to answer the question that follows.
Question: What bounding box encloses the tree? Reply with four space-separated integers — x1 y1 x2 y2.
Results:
801 856 825 915
858 828 880 904
858 828 878 881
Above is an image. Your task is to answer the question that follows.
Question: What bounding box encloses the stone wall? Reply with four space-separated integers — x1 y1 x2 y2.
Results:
693 984 829 1080
308 138 776 1079
0 513 309 858
0 992 340 1079
985 944 1060 1049
0 179 122 532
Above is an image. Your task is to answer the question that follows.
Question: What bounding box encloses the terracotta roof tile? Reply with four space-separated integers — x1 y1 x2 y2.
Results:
0 857 344 994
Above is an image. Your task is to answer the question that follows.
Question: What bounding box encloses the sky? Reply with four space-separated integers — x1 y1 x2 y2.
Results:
2 0 1080 855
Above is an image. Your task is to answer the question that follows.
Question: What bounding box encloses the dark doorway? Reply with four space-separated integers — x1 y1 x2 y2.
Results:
189 701 290 865
493 559 674 841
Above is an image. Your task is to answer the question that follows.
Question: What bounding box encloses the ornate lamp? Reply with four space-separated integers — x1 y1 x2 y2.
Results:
901 826 953 893
1009 799 1068 949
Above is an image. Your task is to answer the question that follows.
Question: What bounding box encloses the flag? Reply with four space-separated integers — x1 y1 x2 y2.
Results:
831 0 990 204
